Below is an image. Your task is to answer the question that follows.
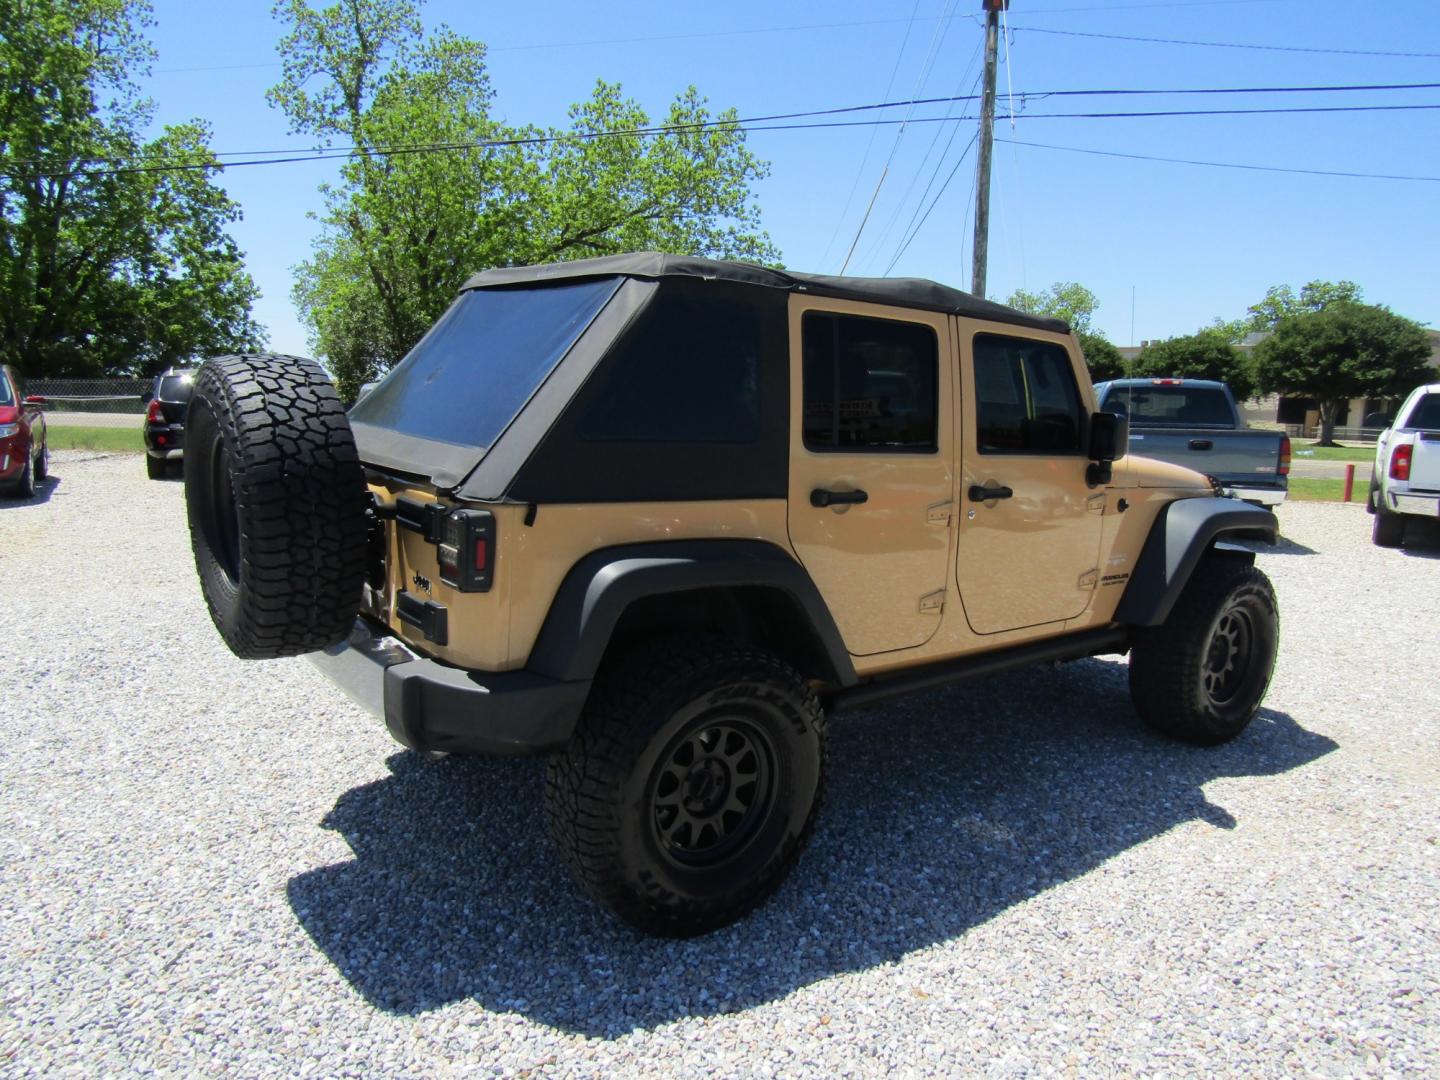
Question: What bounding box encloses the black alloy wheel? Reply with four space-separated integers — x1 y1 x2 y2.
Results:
546 637 828 937
650 718 777 870
1129 555 1279 746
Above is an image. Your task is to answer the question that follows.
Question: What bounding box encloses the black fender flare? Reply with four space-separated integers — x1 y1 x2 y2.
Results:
1114 497 1276 627
525 539 858 687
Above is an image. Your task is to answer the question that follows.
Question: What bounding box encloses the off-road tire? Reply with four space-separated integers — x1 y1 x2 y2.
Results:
145 453 165 481
1371 501 1405 547
545 637 828 937
184 353 368 659
1129 556 1279 746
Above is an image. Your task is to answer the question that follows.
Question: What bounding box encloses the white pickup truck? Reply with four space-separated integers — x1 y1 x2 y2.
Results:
1369 382 1440 547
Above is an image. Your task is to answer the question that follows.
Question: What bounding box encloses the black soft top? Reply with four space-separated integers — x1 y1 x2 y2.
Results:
461 252 1070 335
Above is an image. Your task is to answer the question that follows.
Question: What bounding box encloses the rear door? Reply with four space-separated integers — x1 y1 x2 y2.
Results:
787 298 955 657
954 327 1106 634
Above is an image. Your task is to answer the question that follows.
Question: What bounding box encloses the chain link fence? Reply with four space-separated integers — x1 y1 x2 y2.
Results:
28 377 150 414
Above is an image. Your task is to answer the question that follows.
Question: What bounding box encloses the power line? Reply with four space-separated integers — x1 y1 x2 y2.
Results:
839 0 959 273
1017 25 1440 59
820 0 924 267
885 131 981 274
148 2 1304 71
8 81 1436 173
997 136 1440 182
8 99 1440 181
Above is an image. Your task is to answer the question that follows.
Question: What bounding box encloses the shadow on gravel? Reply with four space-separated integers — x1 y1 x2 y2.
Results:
1264 534 1318 556
0 473 60 507
1397 517 1440 557
288 658 1337 1036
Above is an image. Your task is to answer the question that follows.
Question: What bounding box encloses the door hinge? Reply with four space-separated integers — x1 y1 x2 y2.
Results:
919 589 946 614
926 500 952 525
1078 569 1099 589
1087 493 1107 515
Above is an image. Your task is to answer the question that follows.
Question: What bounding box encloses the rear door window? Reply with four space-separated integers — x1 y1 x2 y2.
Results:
801 312 938 452
350 278 620 448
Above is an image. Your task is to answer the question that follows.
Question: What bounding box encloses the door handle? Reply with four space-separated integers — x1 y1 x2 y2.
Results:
968 484 1014 502
1189 439 1213 451
810 487 868 508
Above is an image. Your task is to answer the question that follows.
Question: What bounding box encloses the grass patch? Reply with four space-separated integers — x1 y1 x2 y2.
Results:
1291 441 1376 462
1287 476 1374 503
44 424 144 452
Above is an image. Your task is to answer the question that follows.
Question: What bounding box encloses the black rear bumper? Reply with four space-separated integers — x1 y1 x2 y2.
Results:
307 617 589 755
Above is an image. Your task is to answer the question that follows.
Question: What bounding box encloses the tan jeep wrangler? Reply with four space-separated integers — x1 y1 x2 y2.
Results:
183 253 1279 936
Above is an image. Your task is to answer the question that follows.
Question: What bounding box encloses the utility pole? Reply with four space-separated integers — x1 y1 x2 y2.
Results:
971 0 1007 299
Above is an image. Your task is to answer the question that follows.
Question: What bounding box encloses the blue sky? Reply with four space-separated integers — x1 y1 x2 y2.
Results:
140 0 1440 354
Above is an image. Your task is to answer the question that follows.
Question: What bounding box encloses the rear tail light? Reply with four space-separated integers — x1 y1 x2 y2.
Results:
145 399 164 424
1390 444 1412 481
437 509 494 592
1278 435 1291 477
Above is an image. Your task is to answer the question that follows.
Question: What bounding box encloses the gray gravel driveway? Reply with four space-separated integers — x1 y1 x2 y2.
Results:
2 453 1437 1076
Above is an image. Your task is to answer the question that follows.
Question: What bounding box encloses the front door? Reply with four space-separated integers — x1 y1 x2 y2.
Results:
954 327 1105 634
787 299 955 656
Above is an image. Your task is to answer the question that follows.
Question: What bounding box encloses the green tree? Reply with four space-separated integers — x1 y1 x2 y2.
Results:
1253 302 1431 445
1006 282 1127 383
272 0 779 397
1006 281 1099 334
1077 332 1126 383
1134 329 1258 401
1247 279 1362 333
0 0 264 376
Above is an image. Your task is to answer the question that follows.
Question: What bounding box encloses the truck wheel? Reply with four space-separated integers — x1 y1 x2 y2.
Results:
544 638 828 936
1371 503 1405 547
1129 557 1278 746
184 354 368 659
145 453 165 481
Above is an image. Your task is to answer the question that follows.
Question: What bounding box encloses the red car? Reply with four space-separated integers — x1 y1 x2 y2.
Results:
0 365 48 498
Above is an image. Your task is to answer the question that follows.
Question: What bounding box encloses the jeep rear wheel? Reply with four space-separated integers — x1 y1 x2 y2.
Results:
184 354 369 659
544 638 828 936
1129 557 1279 746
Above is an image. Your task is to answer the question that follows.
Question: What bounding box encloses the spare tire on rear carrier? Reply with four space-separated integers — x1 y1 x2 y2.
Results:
184 353 370 659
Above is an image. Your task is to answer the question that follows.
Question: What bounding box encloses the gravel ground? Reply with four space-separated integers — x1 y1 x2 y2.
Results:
3 452 1438 1077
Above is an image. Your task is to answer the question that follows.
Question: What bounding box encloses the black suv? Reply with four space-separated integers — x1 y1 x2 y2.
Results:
142 367 195 480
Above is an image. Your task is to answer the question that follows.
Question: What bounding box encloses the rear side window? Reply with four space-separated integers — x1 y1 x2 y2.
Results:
1403 393 1440 429
802 312 938 452
575 292 761 443
0 371 13 406
350 278 620 448
973 334 1084 453
1101 385 1233 428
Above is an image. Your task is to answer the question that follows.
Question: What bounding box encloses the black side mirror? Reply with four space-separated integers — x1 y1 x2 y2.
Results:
1086 410 1129 486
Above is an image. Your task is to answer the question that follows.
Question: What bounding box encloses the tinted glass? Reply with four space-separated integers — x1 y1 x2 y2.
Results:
974 334 1084 453
576 291 761 443
1101 385 1232 428
157 374 194 402
802 312 938 452
1404 393 1440 429
351 279 619 448
0 371 13 406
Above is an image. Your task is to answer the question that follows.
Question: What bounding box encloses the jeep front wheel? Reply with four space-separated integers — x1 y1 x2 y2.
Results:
184 353 369 659
544 638 828 936
1129 557 1279 746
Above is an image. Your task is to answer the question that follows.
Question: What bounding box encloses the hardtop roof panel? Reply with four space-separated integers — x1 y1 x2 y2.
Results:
461 252 1070 335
